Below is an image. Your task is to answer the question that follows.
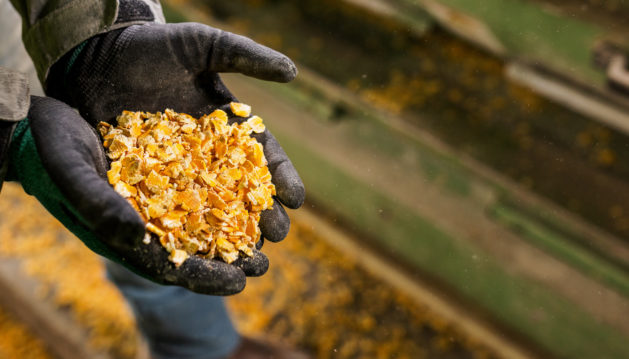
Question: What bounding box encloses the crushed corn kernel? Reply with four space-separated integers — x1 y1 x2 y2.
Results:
230 102 252 117
99 105 274 266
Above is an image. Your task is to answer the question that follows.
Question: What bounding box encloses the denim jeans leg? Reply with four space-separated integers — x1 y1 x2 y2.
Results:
105 260 241 359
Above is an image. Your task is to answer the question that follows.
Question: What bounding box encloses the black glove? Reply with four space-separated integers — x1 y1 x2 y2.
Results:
9 96 268 295
47 22 305 245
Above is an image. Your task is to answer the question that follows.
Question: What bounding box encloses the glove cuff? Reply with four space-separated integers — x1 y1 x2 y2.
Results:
0 68 30 191
0 121 19 191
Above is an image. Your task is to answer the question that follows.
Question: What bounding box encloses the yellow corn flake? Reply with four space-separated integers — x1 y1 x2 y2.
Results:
214 139 227 158
154 121 173 138
172 143 185 157
164 162 184 178
107 161 122 185
118 111 144 138
156 146 177 162
145 170 170 193
207 191 227 210
199 171 218 187
187 212 209 234
169 249 189 267
236 242 254 257
229 147 247 165
160 210 186 229
107 135 134 159
146 222 165 237
191 158 207 172
245 216 258 238
175 189 202 212
182 239 200 255
217 237 239 263
117 110 142 128
246 116 265 133
129 124 142 138
145 143 159 156
146 197 168 219
101 107 275 266
255 166 272 182
210 208 229 221
242 160 255 173
218 169 237 188
230 102 252 117
120 154 144 185
180 123 197 134
246 142 264 167
227 168 242 181
98 121 111 137
114 181 137 198
208 109 228 124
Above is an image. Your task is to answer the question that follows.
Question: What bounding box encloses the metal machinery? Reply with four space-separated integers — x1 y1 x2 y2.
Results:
162 0 629 358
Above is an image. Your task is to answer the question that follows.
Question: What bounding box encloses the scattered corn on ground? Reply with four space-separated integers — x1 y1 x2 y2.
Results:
0 307 52 359
0 182 496 358
227 221 496 359
0 183 140 358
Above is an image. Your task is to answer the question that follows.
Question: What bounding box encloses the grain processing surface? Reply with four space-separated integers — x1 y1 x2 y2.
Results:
0 183 496 358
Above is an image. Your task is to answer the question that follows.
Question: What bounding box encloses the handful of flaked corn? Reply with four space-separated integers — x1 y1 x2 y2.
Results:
98 103 275 266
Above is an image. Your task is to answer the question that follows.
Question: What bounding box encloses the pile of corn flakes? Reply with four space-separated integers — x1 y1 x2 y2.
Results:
98 103 275 266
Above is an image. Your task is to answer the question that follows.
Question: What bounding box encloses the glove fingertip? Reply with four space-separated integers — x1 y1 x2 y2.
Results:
180 256 247 295
278 181 305 209
275 56 297 83
233 250 269 277
97 204 146 250
260 201 290 243
214 269 246 295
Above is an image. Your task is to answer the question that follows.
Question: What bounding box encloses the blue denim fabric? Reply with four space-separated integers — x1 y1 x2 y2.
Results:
105 260 241 359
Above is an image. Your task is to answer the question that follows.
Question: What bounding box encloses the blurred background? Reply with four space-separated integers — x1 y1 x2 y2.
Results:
2 0 629 358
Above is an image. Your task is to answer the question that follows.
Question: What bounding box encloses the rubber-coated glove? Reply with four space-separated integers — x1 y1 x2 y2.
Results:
8 96 268 295
47 23 306 246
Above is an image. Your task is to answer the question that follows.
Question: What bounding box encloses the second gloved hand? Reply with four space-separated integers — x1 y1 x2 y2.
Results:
8 96 268 295
46 22 306 245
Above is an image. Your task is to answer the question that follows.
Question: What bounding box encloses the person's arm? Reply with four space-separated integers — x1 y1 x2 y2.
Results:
8 0 165 83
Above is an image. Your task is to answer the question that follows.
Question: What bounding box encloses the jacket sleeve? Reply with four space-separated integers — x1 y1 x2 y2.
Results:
0 67 30 191
8 0 165 85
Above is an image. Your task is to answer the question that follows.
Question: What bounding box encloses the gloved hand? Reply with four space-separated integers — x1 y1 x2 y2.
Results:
8 96 269 295
46 23 306 246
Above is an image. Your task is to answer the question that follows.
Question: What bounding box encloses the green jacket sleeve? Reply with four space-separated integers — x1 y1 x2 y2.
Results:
8 0 165 85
